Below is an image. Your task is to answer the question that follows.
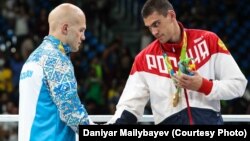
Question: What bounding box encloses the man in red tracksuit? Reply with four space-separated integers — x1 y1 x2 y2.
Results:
107 0 247 125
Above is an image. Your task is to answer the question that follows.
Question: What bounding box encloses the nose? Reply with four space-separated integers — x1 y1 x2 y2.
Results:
150 27 158 37
81 32 85 41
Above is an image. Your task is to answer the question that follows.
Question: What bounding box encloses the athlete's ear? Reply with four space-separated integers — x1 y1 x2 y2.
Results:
167 10 176 19
61 24 69 35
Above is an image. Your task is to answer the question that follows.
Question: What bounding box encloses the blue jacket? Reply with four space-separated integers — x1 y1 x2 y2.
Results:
19 35 89 141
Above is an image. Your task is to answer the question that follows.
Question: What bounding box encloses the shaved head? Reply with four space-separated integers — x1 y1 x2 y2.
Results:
48 3 86 52
48 3 85 34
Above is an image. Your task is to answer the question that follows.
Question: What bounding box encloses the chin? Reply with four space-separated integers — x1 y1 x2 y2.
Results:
72 49 79 52
71 47 79 52
159 39 166 44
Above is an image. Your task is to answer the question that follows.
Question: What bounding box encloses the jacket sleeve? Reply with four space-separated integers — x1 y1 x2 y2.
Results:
107 57 150 124
44 54 90 133
203 33 248 100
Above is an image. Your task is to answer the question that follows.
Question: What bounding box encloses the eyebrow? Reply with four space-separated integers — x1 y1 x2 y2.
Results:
146 19 160 28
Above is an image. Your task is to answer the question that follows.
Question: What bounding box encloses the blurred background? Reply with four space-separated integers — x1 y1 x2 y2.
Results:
0 0 249 140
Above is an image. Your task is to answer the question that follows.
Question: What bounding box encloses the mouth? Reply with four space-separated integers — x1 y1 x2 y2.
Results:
156 35 163 40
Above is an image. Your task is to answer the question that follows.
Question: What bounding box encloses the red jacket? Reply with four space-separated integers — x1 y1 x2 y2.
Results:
108 23 247 124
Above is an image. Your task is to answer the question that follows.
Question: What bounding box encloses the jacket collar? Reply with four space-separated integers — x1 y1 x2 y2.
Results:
44 35 72 55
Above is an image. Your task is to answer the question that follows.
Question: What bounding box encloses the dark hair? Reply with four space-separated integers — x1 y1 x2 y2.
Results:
141 0 174 18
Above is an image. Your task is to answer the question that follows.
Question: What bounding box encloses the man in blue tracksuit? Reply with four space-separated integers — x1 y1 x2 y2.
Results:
19 3 92 141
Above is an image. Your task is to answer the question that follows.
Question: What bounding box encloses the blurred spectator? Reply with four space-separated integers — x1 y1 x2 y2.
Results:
0 53 13 93
14 4 29 37
35 8 49 39
85 56 105 114
20 37 34 61
140 28 153 50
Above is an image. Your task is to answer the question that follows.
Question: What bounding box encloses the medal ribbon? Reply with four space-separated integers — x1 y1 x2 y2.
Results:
161 30 193 124
58 42 66 54
161 31 188 100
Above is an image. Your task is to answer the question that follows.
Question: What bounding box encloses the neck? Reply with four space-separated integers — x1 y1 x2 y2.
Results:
49 31 65 44
170 22 181 43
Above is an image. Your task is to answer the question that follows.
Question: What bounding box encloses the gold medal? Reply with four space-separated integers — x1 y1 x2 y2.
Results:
173 92 179 107
173 87 181 107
